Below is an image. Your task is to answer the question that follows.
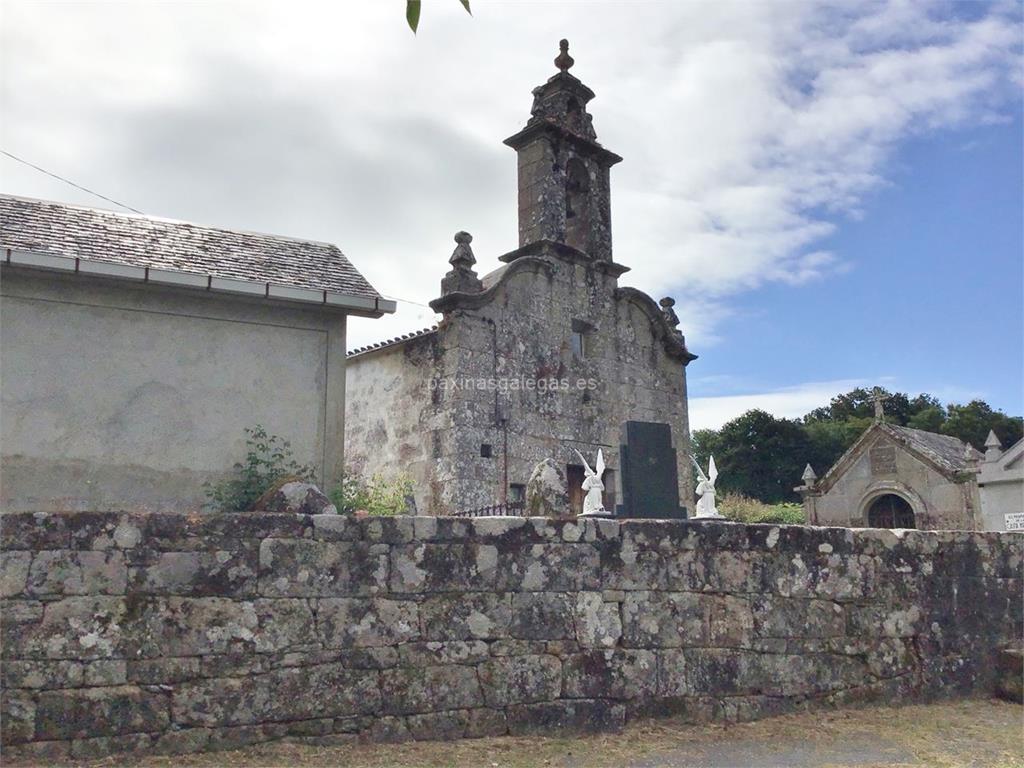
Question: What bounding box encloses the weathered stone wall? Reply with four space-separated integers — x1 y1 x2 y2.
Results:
2 512 1020 762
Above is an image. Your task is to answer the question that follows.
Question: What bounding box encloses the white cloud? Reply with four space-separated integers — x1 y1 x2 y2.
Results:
0 1 1019 353
689 379 871 431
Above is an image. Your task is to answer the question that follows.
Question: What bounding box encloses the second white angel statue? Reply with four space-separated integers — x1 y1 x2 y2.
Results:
690 454 723 519
572 448 607 516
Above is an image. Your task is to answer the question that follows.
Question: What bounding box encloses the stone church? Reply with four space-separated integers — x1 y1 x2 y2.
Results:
797 395 986 531
345 42 697 516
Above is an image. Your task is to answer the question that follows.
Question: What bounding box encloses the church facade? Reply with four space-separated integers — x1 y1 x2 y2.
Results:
345 42 696 516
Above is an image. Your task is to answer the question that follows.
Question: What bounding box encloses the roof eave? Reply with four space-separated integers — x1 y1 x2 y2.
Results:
3 248 395 316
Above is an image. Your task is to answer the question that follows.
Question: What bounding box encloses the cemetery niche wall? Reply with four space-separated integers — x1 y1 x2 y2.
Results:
2 511 1020 762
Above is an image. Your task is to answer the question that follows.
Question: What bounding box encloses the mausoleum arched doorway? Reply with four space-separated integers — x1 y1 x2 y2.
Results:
867 493 916 529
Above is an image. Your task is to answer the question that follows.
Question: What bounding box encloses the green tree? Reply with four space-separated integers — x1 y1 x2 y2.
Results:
907 405 946 433
705 410 811 503
942 400 1023 449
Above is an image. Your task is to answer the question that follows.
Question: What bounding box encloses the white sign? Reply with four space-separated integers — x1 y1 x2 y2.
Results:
1005 513 1024 531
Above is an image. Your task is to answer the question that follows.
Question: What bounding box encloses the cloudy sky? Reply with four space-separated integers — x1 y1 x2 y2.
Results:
2 1 1021 430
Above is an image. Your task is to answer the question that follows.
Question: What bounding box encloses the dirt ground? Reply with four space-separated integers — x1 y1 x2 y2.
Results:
61 698 1024 768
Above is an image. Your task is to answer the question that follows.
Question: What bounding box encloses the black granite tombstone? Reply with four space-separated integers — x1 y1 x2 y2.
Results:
617 421 687 519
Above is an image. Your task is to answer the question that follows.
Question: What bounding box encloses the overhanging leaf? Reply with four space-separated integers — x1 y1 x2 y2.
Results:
459 0 472 14
406 0 421 33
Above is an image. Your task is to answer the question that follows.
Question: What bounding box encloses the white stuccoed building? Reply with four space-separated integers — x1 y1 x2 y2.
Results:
0 195 394 513
977 430 1024 531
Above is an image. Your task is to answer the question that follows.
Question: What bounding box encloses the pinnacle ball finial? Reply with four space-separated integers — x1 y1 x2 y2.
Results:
555 39 574 72
454 231 473 245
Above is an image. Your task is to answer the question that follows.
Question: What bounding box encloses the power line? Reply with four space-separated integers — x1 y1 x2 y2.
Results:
0 149 143 214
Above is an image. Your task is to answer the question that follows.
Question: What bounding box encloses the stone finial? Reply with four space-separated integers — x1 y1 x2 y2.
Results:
440 231 483 295
984 429 1003 462
795 463 818 498
555 39 574 73
964 442 981 471
659 297 680 328
449 231 476 268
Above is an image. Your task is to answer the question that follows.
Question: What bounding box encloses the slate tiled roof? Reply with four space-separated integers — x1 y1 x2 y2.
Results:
887 424 982 474
348 326 438 358
0 195 383 300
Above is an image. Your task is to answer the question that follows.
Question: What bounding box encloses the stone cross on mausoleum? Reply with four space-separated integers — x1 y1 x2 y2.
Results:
871 387 890 423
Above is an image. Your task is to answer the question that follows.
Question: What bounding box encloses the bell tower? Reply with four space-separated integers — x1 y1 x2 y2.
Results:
503 40 623 264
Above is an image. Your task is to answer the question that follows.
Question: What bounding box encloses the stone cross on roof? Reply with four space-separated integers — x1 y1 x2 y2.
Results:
871 387 890 423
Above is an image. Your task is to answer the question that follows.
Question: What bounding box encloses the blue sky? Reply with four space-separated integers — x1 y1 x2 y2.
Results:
688 107 1024 424
2 1 1021 429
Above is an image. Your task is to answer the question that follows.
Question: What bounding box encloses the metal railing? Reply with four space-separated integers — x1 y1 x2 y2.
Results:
449 501 527 518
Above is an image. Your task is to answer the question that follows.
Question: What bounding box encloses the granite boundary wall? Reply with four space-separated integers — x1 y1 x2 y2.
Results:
1 512 1021 762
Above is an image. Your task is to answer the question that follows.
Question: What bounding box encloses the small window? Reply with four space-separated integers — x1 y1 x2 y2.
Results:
571 331 585 359
509 484 526 503
571 319 592 360
480 444 492 458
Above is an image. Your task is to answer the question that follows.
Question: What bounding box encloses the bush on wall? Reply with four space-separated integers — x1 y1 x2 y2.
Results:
205 425 315 513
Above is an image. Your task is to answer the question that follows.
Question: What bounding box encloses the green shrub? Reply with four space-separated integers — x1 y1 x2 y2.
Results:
718 492 805 525
205 425 315 512
330 473 413 516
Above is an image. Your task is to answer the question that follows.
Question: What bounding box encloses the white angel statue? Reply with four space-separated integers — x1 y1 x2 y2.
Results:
572 448 606 516
690 454 722 519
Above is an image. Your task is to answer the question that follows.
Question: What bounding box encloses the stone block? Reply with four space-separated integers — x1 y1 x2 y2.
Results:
82 659 128 686
0 551 31 598
361 516 415 544
1 659 85 690
497 543 601 591
506 699 625 736
466 707 508 738
562 649 657 700
406 709 470 741
127 657 203 685
5 597 125 660
0 690 35 743
312 514 360 541
379 665 483 715
152 727 212 756
259 539 388 597
253 598 318 651
707 595 755 647
398 641 490 666
510 592 575 640
128 550 256 596
420 592 511 640
35 685 169 740
0 512 70 550
574 591 622 648
751 595 845 639
172 663 380 726
390 542 498 593
477 654 562 707
27 550 126 596
622 591 706 648
122 596 259 658
70 733 154 760
318 598 419 648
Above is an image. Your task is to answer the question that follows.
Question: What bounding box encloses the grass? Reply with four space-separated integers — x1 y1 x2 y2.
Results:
60 698 1024 768
718 492 806 525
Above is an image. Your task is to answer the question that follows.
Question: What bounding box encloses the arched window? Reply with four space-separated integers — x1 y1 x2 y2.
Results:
564 157 590 252
867 494 916 529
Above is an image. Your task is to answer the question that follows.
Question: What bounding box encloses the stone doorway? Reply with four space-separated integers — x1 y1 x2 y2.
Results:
867 493 916 529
